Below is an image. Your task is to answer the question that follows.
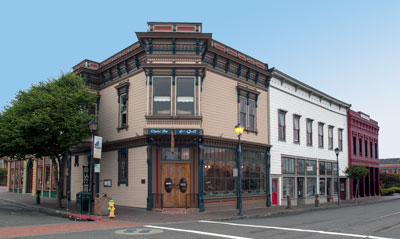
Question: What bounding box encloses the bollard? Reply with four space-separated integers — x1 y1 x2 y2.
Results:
286 195 292 209
315 194 319 207
107 200 115 218
36 190 41 204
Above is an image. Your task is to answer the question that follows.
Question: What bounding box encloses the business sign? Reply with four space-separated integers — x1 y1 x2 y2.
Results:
93 136 102 159
148 128 171 135
307 166 313 171
176 129 200 135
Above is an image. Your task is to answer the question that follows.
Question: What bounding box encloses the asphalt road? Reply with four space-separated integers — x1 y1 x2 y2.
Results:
1 198 399 239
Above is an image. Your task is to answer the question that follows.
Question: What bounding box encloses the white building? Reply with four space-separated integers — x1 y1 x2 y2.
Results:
268 69 351 206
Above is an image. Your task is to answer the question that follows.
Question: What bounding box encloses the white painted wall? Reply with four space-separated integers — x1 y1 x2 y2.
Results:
269 76 349 205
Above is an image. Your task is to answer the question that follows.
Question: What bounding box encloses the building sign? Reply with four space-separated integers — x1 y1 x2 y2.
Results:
148 129 171 135
147 129 200 135
360 113 370 121
307 166 313 171
93 136 102 159
176 129 200 135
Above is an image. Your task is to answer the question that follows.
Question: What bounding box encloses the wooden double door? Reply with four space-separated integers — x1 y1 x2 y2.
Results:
162 163 190 208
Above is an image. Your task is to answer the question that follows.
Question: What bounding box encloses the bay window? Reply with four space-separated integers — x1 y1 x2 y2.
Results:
176 77 194 115
153 77 171 115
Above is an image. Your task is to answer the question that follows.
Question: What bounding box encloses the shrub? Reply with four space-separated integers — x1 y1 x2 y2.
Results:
381 187 400 196
0 168 7 176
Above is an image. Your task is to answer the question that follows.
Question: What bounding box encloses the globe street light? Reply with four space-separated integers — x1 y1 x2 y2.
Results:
334 147 340 206
235 124 244 216
88 119 98 214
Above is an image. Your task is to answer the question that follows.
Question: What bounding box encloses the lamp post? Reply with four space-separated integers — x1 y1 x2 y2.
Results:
88 119 98 214
334 147 340 206
235 124 244 216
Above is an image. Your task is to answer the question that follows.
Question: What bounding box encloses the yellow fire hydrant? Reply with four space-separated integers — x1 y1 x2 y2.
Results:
107 200 115 218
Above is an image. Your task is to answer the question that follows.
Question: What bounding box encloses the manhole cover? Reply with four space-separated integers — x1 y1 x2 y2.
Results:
115 228 163 235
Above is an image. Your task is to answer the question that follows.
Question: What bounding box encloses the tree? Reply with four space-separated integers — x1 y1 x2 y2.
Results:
345 165 369 202
0 73 96 208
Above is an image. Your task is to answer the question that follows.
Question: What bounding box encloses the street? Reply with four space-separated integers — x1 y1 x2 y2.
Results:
0 198 399 239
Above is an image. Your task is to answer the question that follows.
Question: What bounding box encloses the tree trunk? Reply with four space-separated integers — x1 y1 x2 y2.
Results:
51 154 66 209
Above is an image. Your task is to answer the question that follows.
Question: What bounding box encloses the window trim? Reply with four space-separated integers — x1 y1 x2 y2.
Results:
328 125 334 150
318 122 324 148
175 76 195 116
306 119 313 146
278 110 287 141
338 128 343 151
115 81 130 131
118 148 129 186
152 76 172 116
237 86 259 133
293 114 301 144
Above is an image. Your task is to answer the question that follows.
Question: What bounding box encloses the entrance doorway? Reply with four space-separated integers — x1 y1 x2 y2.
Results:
340 178 346 200
272 179 277 205
162 163 190 208
297 177 305 205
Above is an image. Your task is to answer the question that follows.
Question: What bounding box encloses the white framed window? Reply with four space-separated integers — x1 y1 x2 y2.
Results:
248 99 255 131
318 123 324 148
153 77 171 115
328 126 334 150
239 97 246 127
293 115 300 143
279 110 286 140
306 119 313 146
176 77 195 116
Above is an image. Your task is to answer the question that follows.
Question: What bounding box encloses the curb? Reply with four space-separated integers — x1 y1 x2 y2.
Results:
0 198 107 221
213 196 400 221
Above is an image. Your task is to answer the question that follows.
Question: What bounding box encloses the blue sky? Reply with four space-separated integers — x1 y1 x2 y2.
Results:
0 0 399 158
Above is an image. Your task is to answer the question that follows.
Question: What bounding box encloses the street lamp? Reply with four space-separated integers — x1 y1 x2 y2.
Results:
88 119 98 214
334 147 340 206
235 124 244 216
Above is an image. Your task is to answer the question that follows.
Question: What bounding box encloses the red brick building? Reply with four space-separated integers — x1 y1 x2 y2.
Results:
347 110 379 198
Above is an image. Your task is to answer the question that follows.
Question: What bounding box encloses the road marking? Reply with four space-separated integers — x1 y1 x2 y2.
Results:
199 220 396 239
145 225 253 239
367 212 400 221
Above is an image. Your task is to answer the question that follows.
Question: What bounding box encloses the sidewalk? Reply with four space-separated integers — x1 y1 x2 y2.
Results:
2 186 400 224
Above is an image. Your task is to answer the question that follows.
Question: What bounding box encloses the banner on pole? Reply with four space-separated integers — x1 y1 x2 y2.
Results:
93 136 102 159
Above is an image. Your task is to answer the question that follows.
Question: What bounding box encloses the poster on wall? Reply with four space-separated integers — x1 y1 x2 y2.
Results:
93 136 102 159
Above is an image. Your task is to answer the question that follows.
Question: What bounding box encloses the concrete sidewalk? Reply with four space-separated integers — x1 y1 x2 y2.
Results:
2 186 400 224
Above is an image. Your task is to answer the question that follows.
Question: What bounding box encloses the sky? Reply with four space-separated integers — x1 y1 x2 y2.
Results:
0 0 399 158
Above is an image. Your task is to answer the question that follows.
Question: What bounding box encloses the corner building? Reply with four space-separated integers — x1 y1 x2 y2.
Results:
269 70 351 206
72 22 273 211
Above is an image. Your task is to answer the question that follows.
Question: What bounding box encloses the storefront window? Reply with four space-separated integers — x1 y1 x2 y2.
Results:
15 161 19 189
320 178 326 195
327 162 332 175
327 178 333 195
45 158 51 191
51 163 57 192
10 161 15 189
319 161 326 175
204 147 236 197
297 159 305 175
306 160 317 175
283 177 295 198
307 177 317 196
282 157 295 174
334 178 338 194
241 150 265 194
162 148 191 161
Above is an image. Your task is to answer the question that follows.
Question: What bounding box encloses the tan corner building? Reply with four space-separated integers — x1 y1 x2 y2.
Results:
71 22 273 211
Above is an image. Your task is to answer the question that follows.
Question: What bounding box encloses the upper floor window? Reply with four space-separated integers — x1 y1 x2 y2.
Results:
306 119 313 146
375 142 378 158
328 126 334 150
318 123 324 148
120 94 127 127
237 86 259 132
239 97 246 128
319 161 326 175
279 110 286 141
176 77 194 115
365 140 368 157
293 115 300 143
115 81 130 129
359 138 363 156
153 77 171 115
370 141 373 158
353 136 357 155
338 129 343 151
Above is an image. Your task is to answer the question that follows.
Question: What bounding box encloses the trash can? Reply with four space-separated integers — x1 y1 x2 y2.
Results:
76 191 90 214
94 193 111 216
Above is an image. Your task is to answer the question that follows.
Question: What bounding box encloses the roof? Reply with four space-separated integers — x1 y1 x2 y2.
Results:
380 158 400 165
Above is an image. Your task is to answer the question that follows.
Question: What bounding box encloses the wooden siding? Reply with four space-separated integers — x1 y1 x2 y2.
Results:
70 154 88 201
201 70 269 144
98 72 147 142
99 146 147 208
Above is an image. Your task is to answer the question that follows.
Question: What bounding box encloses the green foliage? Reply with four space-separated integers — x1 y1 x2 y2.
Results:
380 187 400 196
345 165 369 179
0 73 96 159
0 168 7 176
